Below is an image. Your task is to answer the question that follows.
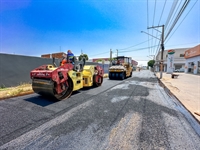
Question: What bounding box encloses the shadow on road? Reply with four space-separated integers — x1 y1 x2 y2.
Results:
24 96 57 107
24 90 82 107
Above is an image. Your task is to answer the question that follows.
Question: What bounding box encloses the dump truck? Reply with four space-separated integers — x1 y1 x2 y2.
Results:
109 56 133 80
30 56 104 100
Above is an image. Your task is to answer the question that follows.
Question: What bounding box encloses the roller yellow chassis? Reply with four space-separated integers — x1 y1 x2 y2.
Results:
67 65 96 91
109 69 124 72
68 70 83 91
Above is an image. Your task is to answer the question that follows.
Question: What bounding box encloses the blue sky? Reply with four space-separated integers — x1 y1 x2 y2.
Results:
0 0 199 66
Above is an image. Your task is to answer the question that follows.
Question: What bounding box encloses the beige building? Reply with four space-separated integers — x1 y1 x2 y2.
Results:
184 44 200 74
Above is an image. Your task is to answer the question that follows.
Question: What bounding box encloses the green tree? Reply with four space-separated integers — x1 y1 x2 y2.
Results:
108 58 114 61
147 60 155 68
79 54 88 61
95 59 103 63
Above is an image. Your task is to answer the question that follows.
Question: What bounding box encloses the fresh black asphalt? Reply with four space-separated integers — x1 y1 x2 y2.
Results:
0 70 199 150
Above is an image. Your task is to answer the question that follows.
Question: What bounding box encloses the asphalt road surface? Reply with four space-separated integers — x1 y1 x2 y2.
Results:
0 70 200 150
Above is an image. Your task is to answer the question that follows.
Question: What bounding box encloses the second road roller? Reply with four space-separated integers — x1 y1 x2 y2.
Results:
109 56 133 80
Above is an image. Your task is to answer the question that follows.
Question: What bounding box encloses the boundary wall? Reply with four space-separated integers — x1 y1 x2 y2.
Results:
0 54 60 87
0 54 102 87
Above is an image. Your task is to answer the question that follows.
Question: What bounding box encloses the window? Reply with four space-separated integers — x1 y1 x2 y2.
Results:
180 54 185 57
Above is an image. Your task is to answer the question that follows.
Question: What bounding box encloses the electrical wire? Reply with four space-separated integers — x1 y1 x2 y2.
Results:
165 0 182 34
118 35 161 52
154 0 191 57
118 45 159 53
147 0 150 55
165 0 198 44
151 0 157 55
89 51 109 57
165 0 179 30
154 40 161 56
90 35 162 57
158 0 167 25
118 40 149 50
153 0 167 56
165 0 191 40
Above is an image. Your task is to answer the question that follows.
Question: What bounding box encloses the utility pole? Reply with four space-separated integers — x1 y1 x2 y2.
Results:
147 25 164 79
116 49 118 57
110 49 112 67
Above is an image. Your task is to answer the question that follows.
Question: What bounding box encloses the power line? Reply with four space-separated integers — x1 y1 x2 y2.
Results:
118 34 163 51
118 45 159 53
154 0 191 57
118 40 148 50
91 36 161 57
153 0 191 57
154 40 161 56
118 39 150 50
165 0 179 30
167 42 200 48
149 0 176 57
165 0 199 44
90 41 199 59
147 0 150 56
153 0 167 56
89 51 109 57
165 0 191 40
158 0 167 25
151 0 157 55
165 0 182 33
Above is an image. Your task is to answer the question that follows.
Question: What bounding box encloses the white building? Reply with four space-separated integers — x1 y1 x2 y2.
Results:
155 48 189 72
155 45 200 75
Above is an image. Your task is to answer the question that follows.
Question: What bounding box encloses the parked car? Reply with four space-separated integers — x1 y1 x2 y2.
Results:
174 68 184 72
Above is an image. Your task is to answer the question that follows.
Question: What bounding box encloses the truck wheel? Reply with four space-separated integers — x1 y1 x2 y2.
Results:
129 72 132 77
109 73 112 80
121 72 125 80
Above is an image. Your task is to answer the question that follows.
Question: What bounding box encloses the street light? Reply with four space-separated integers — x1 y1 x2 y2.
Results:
141 31 161 41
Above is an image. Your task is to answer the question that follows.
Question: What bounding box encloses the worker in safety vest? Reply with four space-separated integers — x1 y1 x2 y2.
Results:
60 50 75 66
67 50 74 62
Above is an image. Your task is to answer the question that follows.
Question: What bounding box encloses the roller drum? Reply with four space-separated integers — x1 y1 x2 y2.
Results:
32 78 55 98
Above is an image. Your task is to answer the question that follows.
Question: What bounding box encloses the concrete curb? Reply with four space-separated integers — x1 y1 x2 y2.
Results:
0 91 34 101
154 73 200 124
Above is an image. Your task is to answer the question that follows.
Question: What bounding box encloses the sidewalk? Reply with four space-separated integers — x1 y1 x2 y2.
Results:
155 72 200 122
